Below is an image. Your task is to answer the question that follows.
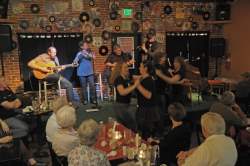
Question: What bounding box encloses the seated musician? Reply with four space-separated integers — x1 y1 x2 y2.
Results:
155 56 188 104
104 44 134 85
27 46 75 102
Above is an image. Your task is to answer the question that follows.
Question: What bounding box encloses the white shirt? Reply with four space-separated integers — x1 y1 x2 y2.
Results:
45 113 60 142
182 134 237 166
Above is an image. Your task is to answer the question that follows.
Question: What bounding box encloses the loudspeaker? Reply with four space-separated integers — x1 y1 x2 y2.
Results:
216 4 231 21
0 0 9 19
0 25 13 52
209 38 225 58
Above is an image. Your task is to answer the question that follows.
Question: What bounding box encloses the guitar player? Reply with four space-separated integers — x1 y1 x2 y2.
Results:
104 44 134 85
28 46 75 102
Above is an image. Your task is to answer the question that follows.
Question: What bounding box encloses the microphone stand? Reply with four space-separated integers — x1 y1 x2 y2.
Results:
90 51 101 110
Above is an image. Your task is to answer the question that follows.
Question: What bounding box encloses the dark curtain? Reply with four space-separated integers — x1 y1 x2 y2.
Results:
166 32 209 77
18 33 83 91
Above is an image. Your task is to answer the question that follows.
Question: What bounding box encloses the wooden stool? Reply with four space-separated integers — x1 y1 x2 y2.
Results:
38 80 61 107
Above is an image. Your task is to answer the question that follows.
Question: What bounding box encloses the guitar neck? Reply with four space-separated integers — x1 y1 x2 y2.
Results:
55 64 74 69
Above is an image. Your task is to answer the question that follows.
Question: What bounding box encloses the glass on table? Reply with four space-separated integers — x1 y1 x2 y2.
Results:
127 147 135 160
99 121 106 140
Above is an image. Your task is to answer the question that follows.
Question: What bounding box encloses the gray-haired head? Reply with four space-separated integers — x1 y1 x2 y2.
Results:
78 119 100 146
56 105 76 128
201 112 226 137
220 91 235 106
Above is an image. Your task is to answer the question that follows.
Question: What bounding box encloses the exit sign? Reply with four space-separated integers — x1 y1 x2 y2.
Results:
123 8 133 18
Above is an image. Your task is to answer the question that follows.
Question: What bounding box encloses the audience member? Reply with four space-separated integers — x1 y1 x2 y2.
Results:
0 118 37 165
0 76 29 139
46 96 68 143
159 103 191 165
52 105 80 157
210 91 247 128
68 119 111 166
177 112 237 166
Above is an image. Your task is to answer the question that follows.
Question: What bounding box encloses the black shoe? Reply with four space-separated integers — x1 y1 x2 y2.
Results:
83 101 88 105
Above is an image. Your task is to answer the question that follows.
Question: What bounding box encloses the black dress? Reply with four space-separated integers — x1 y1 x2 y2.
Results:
113 76 137 131
159 123 192 165
136 76 160 138
171 67 188 104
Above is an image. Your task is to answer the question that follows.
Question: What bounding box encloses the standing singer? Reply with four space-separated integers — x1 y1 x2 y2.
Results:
74 41 97 105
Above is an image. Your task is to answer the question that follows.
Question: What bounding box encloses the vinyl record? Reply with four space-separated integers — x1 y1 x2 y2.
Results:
89 0 95 7
93 18 101 27
202 11 210 21
45 25 52 32
109 11 118 20
115 25 120 31
49 16 56 23
79 12 90 22
85 34 93 43
30 4 40 14
164 5 172 15
99 45 109 56
110 2 119 11
19 20 29 30
102 31 110 40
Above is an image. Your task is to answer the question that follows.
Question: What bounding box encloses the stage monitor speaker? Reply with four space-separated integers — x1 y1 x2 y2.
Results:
0 0 9 19
0 25 13 52
216 3 231 21
209 38 225 58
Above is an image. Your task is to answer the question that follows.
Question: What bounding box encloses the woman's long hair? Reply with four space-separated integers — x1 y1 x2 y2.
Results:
174 56 187 71
109 63 123 85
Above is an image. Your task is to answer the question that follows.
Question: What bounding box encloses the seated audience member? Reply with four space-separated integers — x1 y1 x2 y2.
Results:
235 72 250 113
158 103 191 165
235 72 250 99
210 91 247 128
111 63 139 131
0 118 37 165
177 112 237 166
52 105 80 157
0 76 29 139
46 96 68 143
68 119 111 166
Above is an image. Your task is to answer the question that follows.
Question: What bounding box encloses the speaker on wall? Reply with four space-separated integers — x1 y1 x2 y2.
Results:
209 38 225 58
0 0 9 19
216 3 231 21
0 25 13 52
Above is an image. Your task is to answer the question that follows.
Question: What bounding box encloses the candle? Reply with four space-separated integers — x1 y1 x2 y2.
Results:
135 133 139 148
112 121 117 132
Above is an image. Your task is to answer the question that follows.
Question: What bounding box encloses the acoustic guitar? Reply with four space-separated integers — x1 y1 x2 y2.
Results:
33 61 78 79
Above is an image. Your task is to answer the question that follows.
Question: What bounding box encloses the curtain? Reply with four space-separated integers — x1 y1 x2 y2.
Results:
18 33 83 91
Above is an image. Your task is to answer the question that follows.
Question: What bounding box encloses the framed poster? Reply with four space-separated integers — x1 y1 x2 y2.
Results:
117 36 135 69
